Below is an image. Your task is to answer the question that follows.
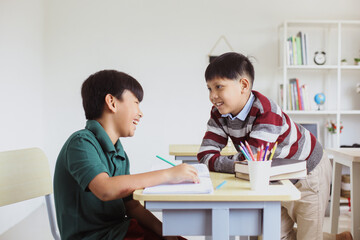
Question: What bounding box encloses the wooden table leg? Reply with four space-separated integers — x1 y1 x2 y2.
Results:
351 162 360 239
330 161 342 234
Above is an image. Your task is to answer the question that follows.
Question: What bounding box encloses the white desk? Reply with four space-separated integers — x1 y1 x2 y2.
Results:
134 172 300 240
169 144 237 164
326 148 360 239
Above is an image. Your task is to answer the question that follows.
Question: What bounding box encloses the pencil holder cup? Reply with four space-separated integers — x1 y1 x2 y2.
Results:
248 161 272 191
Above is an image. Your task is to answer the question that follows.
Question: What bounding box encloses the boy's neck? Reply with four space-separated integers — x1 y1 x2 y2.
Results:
232 91 252 117
96 117 119 145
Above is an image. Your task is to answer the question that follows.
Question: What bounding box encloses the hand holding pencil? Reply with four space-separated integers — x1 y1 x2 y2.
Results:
167 164 200 184
156 155 200 184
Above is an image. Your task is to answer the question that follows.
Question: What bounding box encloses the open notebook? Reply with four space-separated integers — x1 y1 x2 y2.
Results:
143 164 214 194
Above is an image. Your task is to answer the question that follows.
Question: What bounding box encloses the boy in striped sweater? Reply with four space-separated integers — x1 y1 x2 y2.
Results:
197 52 351 240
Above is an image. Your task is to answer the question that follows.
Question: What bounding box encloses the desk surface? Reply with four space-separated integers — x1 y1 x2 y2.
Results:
326 148 360 162
169 144 237 156
134 172 300 202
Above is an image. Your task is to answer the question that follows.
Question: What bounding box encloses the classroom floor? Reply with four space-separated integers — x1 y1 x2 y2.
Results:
0 203 352 240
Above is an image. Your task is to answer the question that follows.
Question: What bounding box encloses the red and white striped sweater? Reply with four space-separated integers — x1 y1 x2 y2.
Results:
197 91 323 173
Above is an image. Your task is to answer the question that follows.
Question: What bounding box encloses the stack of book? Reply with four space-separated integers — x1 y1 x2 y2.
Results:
234 158 307 181
287 31 308 65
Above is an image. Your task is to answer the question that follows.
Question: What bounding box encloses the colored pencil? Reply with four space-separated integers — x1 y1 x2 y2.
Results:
239 145 251 161
156 155 176 166
215 180 227 190
262 142 270 161
269 142 278 161
240 142 250 158
245 141 255 161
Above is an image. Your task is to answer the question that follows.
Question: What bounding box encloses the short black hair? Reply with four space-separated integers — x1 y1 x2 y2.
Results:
205 52 255 86
81 70 143 120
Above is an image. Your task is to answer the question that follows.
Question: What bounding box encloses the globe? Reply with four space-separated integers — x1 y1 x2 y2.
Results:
314 93 326 110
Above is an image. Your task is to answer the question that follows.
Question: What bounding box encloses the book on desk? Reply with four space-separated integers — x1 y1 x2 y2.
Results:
143 164 214 194
235 158 307 181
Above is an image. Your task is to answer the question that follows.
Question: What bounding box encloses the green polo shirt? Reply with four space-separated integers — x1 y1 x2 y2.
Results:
54 120 131 240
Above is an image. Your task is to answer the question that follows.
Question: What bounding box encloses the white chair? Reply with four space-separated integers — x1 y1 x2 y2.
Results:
0 148 60 240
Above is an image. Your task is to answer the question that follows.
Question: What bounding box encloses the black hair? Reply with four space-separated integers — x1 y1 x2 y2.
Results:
205 52 255 86
81 70 143 120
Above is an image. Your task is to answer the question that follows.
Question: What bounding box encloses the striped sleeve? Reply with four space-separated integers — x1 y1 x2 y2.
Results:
197 108 240 173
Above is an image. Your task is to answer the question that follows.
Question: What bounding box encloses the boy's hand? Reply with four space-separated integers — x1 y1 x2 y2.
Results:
166 164 200 184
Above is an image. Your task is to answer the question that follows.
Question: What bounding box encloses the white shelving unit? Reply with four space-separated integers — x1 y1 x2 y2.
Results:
279 20 360 148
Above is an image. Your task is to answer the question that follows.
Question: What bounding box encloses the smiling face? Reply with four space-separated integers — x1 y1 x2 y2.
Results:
207 77 251 116
114 90 143 137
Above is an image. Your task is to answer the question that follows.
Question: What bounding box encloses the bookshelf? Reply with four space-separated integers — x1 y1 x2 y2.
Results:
279 20 360 148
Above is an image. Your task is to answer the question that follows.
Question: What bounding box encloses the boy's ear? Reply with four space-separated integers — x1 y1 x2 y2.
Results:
104 94 117 113
240 78 250 92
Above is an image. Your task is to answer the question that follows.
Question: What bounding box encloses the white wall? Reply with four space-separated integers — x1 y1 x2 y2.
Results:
0 0 44 234
1 0 360 235
42 0 360 173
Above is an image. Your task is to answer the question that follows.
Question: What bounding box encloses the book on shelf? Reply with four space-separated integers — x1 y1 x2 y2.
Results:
288 83 293 110
290 79 299 110
235 169 307 181
295 36 302 65
296 78 303 110
287 78 311 111
143 164 213 194
287 39 293 65
286 31 308 65
291 36 298 65
234 158 307 180
301 32 308 65
301 84 311 110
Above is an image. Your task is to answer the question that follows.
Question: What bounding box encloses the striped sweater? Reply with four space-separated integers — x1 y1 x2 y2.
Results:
197 90 323 173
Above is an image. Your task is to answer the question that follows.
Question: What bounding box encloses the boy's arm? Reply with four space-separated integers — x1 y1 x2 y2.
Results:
197 108 242 173
88 163 199 201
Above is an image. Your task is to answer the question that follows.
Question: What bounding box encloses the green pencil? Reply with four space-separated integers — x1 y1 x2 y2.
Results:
156 155 176 166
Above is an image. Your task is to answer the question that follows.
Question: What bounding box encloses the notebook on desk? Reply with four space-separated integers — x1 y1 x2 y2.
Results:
143 164 214 194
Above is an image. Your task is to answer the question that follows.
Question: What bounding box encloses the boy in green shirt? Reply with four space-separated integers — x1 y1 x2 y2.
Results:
54 70 198 240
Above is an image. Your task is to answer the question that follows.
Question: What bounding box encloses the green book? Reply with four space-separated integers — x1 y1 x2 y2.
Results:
291 36 297 65
295 37 302 65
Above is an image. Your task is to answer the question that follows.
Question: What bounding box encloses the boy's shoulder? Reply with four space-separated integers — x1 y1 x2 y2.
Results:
252 90 271 103
56 128 100 165
64 128 98 148
70 128 95 139
251 90 279 111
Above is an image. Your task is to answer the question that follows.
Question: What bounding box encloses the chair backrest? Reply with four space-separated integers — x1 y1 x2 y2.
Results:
0 148 52 206
0 148 60 239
